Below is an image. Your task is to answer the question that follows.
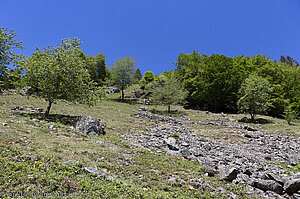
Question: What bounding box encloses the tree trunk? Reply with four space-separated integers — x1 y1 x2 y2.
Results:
121 88 124 101
250 113 255 121
45 101 52 118
250 106 255 121
168 104 171 113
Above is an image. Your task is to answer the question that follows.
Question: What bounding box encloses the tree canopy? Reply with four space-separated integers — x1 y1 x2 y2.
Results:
174 52 300 117
151 77 187 113
82 53 108 86
23 38 99 117
0 27 24 91
133 68 142 82
237 75 273 120
110 57 137 100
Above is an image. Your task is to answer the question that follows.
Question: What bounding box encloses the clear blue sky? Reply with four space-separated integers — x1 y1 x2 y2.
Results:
1 0 300 75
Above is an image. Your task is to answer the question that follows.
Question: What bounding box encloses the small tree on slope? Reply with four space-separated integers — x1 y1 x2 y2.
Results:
237 75 273 120
110 57 137 100
23 38 98 117
151 77 187 113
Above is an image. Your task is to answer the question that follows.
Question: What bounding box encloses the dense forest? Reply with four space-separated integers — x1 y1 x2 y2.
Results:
1 27 299 121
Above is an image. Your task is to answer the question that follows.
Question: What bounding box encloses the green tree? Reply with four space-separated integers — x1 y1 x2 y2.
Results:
0 27 24 91
23 38 98 117
134 68 142 80
237 75 273 120
80 53 108 86
280 55 299 67
175 52 247 112
143 71 154 84
151 77 187 113
110 57 137 100
84 54 98 82
96 53 108 86
133 68 142 84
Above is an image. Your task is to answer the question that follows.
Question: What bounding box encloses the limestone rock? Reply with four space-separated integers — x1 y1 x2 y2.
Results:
253 179 283 194
284 179 300 194
220 167 239 182
165 137 179 151
75 116 106 136
83 166 107 178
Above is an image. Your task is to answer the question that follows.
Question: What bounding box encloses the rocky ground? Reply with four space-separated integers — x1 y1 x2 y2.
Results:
124 109 300 198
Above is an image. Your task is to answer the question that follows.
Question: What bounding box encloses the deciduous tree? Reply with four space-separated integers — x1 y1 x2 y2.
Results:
24 38 99 117
151 77 187 113
0 27 24 91
237 75 273 120
110 57 137 100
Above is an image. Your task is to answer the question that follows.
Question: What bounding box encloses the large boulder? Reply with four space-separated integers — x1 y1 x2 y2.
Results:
220 167 239 182
253 179 284 195
105 87 120 94
75 116 106 136
164 137 179 151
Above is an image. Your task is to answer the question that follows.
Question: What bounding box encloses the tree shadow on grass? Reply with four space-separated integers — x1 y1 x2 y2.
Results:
108 98 139 105
150 109 188 117
20 112 77 126
238 117 273 124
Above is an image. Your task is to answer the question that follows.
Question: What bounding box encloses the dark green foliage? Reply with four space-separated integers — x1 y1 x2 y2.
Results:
84 54 98 82
175 52 300 117
81 53 108 86
280 55 299 67
96 53 109 86
175 52 246 112
133 68 142 82
0 27 24 91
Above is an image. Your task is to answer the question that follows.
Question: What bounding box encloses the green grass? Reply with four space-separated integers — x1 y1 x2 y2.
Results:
0 144 222 198
0 93 261 198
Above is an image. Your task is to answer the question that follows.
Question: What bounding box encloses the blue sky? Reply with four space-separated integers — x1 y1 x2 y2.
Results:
1 0 300 75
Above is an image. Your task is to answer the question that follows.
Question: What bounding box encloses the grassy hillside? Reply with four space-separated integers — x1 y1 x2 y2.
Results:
0 92 299 198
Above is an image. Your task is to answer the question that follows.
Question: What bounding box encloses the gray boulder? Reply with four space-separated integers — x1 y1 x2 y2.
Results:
253 179 283 194
83 166 109 179
220 167 239 182
284 179 300 194
165 137 179 151
75 116 106 136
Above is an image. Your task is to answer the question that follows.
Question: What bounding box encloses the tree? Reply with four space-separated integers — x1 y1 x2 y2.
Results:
133 68 142 83
80 53 108 86
175 52 246 112
0 27 24 91
151 77 187 113
237 75 273 120
143 71 154 83
96 53 108 86
110 57 137 100
280 55 299 67
84 54 98 82
23 38 98 117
